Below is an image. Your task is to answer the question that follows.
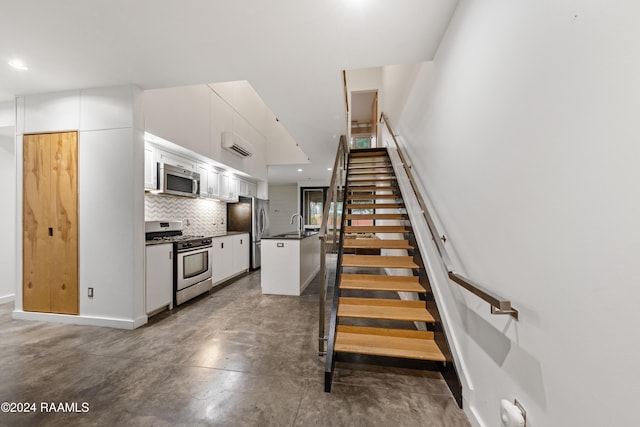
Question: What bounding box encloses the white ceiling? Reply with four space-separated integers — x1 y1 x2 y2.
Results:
0 0 458 184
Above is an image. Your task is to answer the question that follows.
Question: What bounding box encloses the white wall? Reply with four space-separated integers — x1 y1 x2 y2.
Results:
0 101 14 304
0 128 15 303
385 1 640 425
14 85 146 329
267 184 299 235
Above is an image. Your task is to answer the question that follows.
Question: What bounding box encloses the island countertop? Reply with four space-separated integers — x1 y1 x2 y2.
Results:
262 231 319 240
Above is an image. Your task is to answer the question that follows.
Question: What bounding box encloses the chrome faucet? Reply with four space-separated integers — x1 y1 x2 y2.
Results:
290 213 304 234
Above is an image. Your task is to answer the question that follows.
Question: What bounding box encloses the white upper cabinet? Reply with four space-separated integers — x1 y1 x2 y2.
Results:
144 144 157 190
237 179 257 197
21 91 80 134
156 149 197 171
238 179 249 197
248 181 258 197
218 173 238 202
144 85 210 158
219 173 230 200
208 169 220 198
197 163 221 199
143 83 269 183
80 86 134 131
197 163 210 197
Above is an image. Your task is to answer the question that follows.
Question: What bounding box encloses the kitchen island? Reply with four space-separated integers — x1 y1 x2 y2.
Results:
261 231 320 295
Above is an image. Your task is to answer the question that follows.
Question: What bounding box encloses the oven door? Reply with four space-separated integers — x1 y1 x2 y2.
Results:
176 246 212 290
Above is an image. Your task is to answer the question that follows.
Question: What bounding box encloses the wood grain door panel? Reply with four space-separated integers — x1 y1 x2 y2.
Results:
50 132 78 314
23 134 53 312
23 132 78 315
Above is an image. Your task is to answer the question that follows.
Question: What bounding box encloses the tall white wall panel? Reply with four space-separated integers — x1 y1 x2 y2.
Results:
384 1 640 425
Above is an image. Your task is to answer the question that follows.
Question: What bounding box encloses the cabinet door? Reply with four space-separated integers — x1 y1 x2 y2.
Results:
248 182 257 197
229 176 239 202
23 132 79 315
238 179 249 196
219 174 230 200
145 244 173 314
232 234 250 274
144 144 157 190
208 170 220 198
211 236 233 284
157 150 197 171
197 164 210 197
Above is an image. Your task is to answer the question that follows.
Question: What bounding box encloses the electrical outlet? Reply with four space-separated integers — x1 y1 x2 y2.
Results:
88 287 94 298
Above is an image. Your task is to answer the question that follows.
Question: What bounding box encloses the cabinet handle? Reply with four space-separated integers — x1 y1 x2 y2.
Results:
48 227 53 237
221 242 224 249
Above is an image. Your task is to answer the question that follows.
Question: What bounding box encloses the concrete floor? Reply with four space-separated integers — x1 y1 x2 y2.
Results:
0 269 470 427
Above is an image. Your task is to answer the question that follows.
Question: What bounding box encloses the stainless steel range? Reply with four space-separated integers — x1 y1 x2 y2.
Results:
145 221 213 306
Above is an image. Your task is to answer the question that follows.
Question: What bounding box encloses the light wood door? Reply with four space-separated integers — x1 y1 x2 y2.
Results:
23 132 78 315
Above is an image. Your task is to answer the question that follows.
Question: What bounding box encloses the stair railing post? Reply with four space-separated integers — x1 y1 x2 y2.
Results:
319 235 327 354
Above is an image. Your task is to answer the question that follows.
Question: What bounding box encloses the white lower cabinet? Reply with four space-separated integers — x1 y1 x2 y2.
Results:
232 234 250 273
145 243 173 314
211 236 233 285
211 233 250 286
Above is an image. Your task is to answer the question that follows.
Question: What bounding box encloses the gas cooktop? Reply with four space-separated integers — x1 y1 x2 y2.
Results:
148 234 206 242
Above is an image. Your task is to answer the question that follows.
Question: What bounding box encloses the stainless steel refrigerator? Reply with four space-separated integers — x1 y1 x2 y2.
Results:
227 196 270 270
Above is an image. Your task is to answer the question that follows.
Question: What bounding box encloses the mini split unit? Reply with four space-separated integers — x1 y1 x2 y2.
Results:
222 132 252 157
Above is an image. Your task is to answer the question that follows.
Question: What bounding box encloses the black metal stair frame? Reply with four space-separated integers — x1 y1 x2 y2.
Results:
323 147 463 408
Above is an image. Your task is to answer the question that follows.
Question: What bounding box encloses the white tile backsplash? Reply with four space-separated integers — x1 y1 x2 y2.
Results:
145 194 227 236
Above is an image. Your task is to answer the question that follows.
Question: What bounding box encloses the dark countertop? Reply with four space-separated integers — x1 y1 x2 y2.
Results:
145 231 249 246
262 231 319 240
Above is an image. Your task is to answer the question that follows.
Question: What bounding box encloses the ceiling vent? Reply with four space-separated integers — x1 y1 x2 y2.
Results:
222 132 252 157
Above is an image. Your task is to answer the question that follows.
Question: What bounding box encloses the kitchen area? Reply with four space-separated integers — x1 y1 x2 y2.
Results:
141 81 319 318
5 80 321 330
143 126 272 316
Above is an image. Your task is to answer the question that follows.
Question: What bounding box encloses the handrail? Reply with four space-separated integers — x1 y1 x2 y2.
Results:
318 135 349 354
380 113 518 320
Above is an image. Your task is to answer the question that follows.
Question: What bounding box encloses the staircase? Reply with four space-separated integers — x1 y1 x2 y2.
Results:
325 147 461 405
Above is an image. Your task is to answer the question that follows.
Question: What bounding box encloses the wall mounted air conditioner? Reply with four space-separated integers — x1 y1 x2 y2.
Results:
222 132 252 157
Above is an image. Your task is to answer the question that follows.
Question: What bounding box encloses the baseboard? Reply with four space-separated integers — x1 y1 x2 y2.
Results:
466 404 484 427
0 294 15 305
12 310 148 330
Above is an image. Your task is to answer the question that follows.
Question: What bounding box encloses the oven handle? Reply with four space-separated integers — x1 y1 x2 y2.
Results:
176 245 212 254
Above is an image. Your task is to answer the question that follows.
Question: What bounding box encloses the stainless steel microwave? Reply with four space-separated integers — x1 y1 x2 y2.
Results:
157 163 200 198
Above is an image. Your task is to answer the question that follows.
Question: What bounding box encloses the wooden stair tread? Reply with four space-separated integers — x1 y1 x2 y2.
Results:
335 325 445 361
350 151 388 158
348 186 397 192
343 239 413 250
347 194 399 200
349 160 391 166
349 171 395 175
345 213 406 220
338 297 435 322
349 178 397 183
349 165 393 170
347 203 404 210
340 274 425 292
344 225 409 233
342 255 419 269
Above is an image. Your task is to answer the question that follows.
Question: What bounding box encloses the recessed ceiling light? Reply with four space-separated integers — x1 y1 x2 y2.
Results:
327 168 332 171
297 168 303 172
8 59 28 70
